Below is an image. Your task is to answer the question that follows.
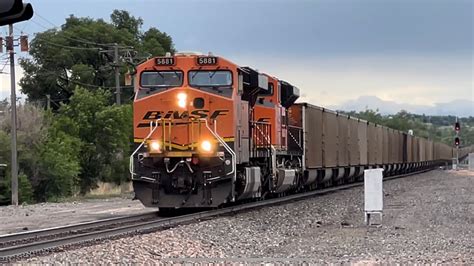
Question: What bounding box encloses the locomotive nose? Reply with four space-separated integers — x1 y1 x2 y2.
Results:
174 88 206 110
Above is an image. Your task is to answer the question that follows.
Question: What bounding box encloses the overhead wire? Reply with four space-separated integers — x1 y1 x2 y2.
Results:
0 56 10 73
16 24 101 52
32 68 133 90
33 12 133 49
8 13 137 100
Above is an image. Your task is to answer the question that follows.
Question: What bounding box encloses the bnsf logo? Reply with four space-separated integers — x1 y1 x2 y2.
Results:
137 109 229 127
143 109 229 120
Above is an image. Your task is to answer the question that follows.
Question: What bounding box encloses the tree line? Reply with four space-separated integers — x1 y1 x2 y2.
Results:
0 10 175 204
340 109 474 148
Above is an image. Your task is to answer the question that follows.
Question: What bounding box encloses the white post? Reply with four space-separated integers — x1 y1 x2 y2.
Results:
469 153 474 171
364 168 384 226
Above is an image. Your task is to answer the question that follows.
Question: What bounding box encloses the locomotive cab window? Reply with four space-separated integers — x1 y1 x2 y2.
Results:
140 71 183 88
188 70 233 97
259 82 274 96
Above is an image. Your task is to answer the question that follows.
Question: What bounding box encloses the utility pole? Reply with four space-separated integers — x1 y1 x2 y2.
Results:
46 94 50 110
99 44 136 104
9 24 18 206
114 43 120 105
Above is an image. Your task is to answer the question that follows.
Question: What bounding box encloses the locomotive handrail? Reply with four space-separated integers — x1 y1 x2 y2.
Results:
202 119 236 176
287 125 303 150
252 121 277 177
252 121 272 148
129 120 161 178
201 118 236 201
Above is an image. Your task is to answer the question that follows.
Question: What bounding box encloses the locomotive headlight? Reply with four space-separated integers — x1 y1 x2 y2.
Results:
177 92 187 108
148 140 161 153
200 140 213 153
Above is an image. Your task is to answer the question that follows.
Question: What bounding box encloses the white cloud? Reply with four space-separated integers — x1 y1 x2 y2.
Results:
227 54 472 108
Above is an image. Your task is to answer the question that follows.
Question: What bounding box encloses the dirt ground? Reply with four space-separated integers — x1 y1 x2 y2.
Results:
0 197 153 235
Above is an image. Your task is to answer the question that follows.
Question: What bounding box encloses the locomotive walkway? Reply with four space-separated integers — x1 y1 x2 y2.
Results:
16 169 474 264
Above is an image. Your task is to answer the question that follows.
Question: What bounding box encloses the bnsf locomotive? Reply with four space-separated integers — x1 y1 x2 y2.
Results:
130 52 473 211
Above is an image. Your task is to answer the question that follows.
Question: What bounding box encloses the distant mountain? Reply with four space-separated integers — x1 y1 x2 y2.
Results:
330 96 473 117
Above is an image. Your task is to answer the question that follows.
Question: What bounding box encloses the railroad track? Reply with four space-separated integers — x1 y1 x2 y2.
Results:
0 168 432 260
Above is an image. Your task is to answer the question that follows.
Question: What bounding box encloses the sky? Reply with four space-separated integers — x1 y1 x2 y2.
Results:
0 0 472 110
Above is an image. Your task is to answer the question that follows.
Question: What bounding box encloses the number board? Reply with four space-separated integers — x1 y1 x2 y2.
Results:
197 56 218 66
155 57 175 66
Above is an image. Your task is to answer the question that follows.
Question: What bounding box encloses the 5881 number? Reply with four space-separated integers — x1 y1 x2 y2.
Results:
197 56 218 65
155 57 174 66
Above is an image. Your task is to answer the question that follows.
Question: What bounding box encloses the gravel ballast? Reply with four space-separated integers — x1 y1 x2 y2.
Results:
0 198 150 235
20 169 474 264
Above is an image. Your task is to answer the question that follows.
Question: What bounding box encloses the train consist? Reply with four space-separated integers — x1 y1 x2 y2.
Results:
130 53 473 211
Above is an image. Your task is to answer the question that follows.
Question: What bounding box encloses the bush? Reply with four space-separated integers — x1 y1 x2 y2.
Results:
0 173 34 205
34 127 81 201
18 173 33 204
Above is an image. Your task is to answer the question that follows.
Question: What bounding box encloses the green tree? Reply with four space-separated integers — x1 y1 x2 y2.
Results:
34 123 82 201
0 103 48 203
18 174 33 203
95 104 133 183
341 109 474 147
19 10 176 106
141 27 175 56
53 87 133 193
110 10 143 39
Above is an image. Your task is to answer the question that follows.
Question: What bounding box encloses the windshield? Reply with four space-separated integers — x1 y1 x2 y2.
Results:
188 70 232 87
140 71 183 87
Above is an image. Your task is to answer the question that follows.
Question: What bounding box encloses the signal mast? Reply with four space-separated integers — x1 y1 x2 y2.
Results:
454 118 460 170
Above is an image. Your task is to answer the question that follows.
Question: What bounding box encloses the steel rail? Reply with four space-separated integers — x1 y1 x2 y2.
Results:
0 212 159 246
0 168 433 259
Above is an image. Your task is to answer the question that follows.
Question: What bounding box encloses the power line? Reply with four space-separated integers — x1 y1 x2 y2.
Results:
32 13 133 49
29 19 104 47
11 25 100 52
32 68 131 90
20 21 133 53
0 60 9 73
37 38 101 51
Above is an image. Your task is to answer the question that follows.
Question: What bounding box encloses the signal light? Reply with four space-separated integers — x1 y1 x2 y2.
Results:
19 35 28 52
455 137 460 147
454 122 460 132
5 36 13 52
0 1 34 27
